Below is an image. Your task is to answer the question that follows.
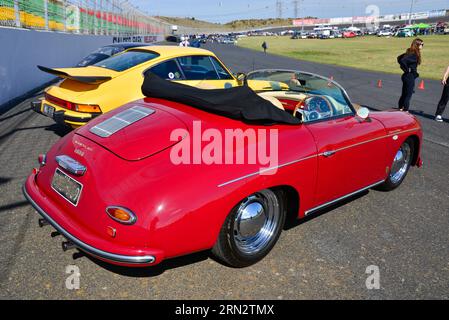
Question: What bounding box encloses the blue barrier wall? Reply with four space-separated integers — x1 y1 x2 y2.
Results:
0 27 113 108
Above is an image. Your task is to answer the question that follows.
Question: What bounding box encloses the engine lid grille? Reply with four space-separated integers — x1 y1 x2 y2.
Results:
89 106 155 138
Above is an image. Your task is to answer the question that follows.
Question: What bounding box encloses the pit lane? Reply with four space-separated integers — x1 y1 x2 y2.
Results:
0 43 448 299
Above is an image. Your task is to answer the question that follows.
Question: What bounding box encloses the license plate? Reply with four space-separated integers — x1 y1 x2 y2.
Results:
51 168 83 206
42 104 55 118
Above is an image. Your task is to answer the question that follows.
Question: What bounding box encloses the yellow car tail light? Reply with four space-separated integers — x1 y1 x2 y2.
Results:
74 104 102 114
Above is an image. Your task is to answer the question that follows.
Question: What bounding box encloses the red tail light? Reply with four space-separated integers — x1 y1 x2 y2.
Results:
44 93 101 114
38 154 46 166
45 93 75 111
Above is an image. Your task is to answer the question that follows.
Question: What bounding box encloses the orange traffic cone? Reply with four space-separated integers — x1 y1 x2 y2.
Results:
377 80 382 88
418 80 425 90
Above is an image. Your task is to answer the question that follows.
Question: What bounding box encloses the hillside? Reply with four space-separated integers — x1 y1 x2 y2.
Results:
225 18 294 30
155 16 296 31
155 16 228 30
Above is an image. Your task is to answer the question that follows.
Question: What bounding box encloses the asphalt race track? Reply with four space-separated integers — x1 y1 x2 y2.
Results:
0 43 448 299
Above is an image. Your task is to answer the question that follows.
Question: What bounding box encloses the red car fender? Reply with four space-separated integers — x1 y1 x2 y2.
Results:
369 111 423 168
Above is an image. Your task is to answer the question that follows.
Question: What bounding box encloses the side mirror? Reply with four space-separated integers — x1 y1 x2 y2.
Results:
356 107 370 119
236 72 247 85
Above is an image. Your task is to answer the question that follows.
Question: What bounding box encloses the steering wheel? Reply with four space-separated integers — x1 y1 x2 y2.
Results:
292 98 307 121
301 96 335 121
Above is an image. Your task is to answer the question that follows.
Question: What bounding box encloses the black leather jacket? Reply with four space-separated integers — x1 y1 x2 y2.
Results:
397 53 419 78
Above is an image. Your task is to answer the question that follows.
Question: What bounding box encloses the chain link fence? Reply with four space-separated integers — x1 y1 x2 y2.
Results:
0 0 171 35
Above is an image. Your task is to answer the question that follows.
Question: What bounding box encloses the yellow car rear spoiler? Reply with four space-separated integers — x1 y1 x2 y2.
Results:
37 65 112 84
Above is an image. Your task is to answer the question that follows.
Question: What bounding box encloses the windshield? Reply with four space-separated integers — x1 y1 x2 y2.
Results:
94 50 159 72
247 69 353 112
92 46 118 56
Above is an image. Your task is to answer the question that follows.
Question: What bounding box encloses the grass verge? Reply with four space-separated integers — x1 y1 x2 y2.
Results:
237 35 449 80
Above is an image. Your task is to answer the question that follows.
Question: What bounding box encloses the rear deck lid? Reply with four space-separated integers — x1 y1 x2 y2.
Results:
76 103 188 161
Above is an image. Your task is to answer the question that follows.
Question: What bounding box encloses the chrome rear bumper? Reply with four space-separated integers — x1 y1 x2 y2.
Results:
22 185 155 265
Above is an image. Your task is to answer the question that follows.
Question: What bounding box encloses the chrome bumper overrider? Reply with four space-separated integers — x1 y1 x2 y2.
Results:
22 185 155 265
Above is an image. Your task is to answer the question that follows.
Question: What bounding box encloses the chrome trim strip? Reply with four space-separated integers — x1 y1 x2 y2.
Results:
386 128 419 136
23 185 155 264
218 154 317 187
304 180 385 216
315 129 419 157
217 128 419 187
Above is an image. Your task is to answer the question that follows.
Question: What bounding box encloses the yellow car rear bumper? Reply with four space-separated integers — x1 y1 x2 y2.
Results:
31 100 99 128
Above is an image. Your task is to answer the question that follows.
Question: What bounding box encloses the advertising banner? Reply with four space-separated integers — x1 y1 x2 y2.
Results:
382 14 395 22
412 12 429 20
293 9 447 27
112 35 161 43
329 17 343 24
353 16 367 23
429 10 446 18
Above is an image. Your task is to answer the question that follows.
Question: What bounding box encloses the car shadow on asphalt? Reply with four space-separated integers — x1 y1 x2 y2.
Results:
408 109 448 123
366 104 448 123
0 125 51 145
76 250 212 277
0 200 29 213
284 191 368 231
0 177 12 185
0 107 32 122
44 123 73 137
70 191 370 277
0 124 70 146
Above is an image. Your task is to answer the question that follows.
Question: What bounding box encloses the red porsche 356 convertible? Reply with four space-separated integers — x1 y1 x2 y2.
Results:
23 69 422 268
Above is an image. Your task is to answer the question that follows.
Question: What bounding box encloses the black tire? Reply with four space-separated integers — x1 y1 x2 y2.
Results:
212 189 286 268
378 138 414 191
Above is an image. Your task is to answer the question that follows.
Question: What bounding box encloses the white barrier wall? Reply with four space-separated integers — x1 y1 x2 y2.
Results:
0 27 113 107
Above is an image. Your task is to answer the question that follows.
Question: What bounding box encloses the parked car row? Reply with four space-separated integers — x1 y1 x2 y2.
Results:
291 29 358 39
377 22 449 37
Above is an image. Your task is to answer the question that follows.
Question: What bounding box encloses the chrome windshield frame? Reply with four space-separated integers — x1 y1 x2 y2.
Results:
246 68 355 114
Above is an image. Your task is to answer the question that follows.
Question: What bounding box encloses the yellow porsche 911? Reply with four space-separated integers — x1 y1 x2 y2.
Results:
32 46 277 128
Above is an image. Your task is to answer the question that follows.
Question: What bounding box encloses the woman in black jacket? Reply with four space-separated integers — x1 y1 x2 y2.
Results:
397 38 424 111
435 65 449 122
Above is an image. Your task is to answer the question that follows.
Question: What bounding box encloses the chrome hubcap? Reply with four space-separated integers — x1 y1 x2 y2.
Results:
390 143 411 184
233 191 280 255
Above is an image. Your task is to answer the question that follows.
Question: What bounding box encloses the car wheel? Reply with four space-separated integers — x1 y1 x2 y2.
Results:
378 138 414 191
212 189 286 267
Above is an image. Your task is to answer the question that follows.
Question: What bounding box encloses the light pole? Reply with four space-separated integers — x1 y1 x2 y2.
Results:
13 0 21 28
44 0 48 30
63 0 67 32
408 0 415 25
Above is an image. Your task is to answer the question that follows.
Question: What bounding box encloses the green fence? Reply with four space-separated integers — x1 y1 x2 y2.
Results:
0 0 170 35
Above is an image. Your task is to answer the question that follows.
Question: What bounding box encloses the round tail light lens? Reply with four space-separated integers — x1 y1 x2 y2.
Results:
106 206 137 225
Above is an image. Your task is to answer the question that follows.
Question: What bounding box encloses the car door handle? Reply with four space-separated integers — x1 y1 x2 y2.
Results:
322 150 336 157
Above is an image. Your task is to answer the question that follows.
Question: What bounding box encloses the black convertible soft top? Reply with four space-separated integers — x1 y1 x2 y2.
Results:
141 73 301 125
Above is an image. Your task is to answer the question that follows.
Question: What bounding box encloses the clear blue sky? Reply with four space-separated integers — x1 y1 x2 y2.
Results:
132 0 449 23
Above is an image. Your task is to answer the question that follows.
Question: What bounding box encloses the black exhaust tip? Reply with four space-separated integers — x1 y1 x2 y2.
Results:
38 218 49 227
51 231 60 238
62 241 76 252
